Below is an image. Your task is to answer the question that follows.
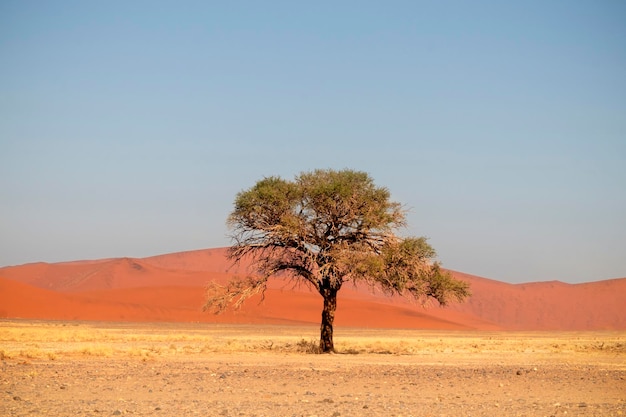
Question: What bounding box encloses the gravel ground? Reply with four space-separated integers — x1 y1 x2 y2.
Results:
2 353 625 417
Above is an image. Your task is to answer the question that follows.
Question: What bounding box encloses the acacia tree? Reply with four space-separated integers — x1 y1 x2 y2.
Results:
204 169 470 353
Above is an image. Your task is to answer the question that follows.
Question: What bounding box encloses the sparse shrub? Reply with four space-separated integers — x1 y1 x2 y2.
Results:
19 349 40 359
294 338 321 354
79 346 113 357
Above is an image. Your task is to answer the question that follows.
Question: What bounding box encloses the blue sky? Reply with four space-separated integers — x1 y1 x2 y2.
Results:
1 1 625 283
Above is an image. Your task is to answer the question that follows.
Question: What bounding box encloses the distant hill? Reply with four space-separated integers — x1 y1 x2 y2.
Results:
1 248 624 330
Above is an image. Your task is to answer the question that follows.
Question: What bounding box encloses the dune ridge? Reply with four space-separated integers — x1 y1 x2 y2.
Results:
1 248 624 330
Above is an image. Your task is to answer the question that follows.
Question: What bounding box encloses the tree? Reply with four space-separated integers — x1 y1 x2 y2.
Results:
204 168 470 353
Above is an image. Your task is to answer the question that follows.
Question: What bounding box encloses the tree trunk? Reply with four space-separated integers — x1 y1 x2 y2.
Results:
319 287 338 353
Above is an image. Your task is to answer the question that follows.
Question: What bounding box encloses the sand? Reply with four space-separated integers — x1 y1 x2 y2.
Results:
2 248 624 415
1 247 625 331
1 321 625 416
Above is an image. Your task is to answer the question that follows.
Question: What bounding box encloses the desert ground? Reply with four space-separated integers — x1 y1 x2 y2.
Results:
1 320 624 417
1 248 625 415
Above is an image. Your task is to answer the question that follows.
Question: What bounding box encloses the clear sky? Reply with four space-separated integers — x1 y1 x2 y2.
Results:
1 1 625 283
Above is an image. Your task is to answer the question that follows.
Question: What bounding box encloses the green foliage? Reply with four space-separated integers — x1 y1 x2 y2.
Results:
229 176 299 230
213 168 469 306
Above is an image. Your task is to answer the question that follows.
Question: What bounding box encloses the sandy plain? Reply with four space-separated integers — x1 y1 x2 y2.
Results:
1 320 625 417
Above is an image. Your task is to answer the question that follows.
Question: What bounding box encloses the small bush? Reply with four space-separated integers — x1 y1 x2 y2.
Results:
294 338 321 354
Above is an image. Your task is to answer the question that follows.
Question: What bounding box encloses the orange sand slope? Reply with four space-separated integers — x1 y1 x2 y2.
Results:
1 248 624 330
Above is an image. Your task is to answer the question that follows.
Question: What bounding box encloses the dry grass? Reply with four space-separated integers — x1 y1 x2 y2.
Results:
1 319 624 366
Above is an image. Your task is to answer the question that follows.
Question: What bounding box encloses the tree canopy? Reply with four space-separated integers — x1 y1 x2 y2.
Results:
204 168 470 352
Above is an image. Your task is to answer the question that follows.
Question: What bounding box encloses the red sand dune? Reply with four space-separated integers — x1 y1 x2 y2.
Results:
1 248 624 330
446 272 626 330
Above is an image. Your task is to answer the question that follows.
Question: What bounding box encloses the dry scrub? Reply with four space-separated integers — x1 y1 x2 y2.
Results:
1 319 624 363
